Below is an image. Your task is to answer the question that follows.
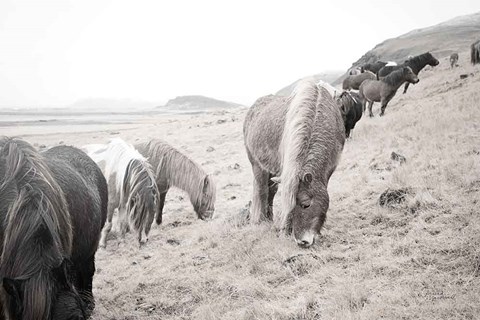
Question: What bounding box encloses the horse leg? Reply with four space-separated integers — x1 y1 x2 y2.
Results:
368 101 374 118
403 82 410 94
380 100 389 116
266 173 278 221
118 205 129 237
156 190 167 225
362 98 367 113
250 162 270 224
99 205 115 248
74 255 96 317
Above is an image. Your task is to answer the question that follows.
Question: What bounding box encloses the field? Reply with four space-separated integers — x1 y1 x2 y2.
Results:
2 51 479 319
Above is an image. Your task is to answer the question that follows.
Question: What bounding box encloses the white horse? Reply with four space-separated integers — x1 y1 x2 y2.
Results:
83 138 159 247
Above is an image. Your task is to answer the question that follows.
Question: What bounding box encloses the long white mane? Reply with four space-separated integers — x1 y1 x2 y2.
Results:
83 138 148 194
277 78 319 228
317 80 341 99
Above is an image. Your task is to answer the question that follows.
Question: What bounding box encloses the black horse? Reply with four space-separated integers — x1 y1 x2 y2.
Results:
361 61 387 74
471 40 480 65
376 52 439 94
0 138 107 319
337 91 363 138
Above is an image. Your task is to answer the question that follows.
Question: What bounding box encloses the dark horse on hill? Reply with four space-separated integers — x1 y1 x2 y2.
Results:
471 40 480 65
244 79 345 248
359 67 419 117
0 137 107 320
361 61 387 74
336 91 363 138
376 52 439 94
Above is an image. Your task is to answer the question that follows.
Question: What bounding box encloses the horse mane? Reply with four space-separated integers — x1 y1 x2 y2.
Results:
278 78 319 228
0 137 72 319
123 158 158 231
139 140 216 212
85 138 158 230
405 52 434 72
381 67 410 87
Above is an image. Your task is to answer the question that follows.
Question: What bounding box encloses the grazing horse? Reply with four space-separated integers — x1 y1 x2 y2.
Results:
243 79 345 247
359 66 419 117
135 139 216 224
377 52 439 93
361 61 387 74
450 53 459 68
83 138 159 248
0 137 107 319
342 71 376 91
336 91 363 138
471 40 480 65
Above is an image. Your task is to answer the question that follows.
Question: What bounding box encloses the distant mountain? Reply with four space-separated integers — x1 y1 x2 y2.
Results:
276 71 344 96
333 12 480 85
159 95 243 111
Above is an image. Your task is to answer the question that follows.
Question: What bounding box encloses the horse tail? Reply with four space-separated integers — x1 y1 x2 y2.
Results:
277 78 318 229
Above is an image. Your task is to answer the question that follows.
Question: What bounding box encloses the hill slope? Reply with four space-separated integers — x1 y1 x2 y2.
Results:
333 11 480 85
276 70 344 96
83 51 479 319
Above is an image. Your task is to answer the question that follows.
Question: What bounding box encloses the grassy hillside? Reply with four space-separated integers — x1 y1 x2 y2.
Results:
333 12 480 85
89 51 480 319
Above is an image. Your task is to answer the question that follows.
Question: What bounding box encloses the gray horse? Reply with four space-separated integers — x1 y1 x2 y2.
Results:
243 79 345 247
359 66 419 117
450 53 459 68
342 71 376 91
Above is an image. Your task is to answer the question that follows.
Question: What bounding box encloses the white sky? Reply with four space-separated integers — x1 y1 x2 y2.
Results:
1 0 479 108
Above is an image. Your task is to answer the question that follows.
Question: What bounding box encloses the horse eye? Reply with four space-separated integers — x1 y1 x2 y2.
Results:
301 203 311 209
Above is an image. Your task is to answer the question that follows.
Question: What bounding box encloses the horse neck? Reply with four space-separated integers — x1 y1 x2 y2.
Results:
383 72 407 90
406 57 428 74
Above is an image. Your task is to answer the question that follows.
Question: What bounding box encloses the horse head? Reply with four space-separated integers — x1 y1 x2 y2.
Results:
194 175 216 220
291 172 329 248
426 52 440 66
403 67 419 84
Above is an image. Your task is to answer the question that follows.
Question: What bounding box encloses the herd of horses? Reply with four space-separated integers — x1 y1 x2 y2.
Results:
1 42 479 318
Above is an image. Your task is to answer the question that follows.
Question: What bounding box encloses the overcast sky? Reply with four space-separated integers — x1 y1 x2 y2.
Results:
1 0 479 108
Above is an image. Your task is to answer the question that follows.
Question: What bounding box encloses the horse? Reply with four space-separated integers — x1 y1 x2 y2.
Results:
317 80 341 98
361 61 387 74
471 40 480 65
348 67 362 75
450 53 459 68
243 79 345 248
83 138 159 248
0 137 107 319
359 66 419 117
135 139 216 224
336 91 363 138
342 71 376 91
377 52 439 93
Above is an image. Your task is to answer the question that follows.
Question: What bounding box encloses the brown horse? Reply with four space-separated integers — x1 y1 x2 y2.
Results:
450 53 459 68
342 71 376 91
135 139 216 224
244 79 345 247
377 52 439 93
0 138 107 319
361 61 387 74
359 66 419 117
471 40 480 65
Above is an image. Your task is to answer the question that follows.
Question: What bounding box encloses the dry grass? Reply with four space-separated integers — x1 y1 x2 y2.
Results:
3 51 479 319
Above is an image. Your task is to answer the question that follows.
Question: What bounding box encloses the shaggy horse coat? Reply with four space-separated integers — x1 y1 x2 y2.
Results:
336 91 363 138
359 66 419 117
361 61 387 74
342 71 376 91
83 138 159 248
244 79 345 247
135 139 216 224
376 52 439 93
0 138 107 319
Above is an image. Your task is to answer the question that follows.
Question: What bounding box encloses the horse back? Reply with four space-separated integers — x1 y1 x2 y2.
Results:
43 146 108 260
244 94 288 174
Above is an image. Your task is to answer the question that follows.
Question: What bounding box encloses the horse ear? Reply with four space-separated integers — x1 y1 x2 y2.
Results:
3 277 22 299
303 173 313 185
